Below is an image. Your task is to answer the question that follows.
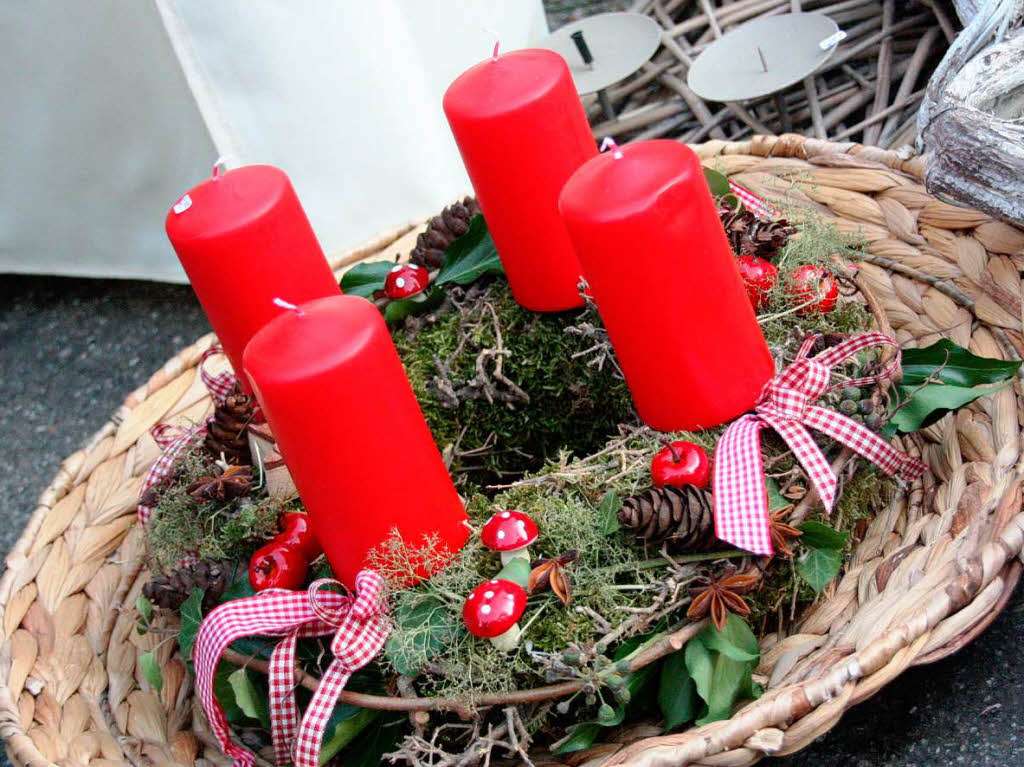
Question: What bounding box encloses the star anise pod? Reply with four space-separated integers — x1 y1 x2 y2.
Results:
186 465 252 503
527 550 578 606
687 564 760 631
768 505 803 558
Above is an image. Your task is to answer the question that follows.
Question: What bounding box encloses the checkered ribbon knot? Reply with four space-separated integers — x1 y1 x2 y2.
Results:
713 331 927 556
136 346 238 524
194 571 390 767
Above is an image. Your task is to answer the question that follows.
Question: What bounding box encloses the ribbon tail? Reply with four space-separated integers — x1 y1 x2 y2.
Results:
764 414 838 511
714 415 774 556
269 632 301 767
292 660 353 767
805 406 927 481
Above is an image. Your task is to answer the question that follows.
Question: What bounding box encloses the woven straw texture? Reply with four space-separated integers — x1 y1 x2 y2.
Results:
2 135 1023 767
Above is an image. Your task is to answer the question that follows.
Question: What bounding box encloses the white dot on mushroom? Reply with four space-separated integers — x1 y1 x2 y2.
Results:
395 277 406 288
497 530 505 540
484 591 494 599
390 265 402 272
481 605 491 615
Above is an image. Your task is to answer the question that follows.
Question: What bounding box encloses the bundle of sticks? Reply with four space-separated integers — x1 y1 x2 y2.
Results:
585 0 958 148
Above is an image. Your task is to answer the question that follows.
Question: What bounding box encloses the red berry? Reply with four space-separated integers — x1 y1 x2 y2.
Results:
735 256 778 311
249 543 309 592
788 265 838 314
276 511 322 560
384 263 429 300
651 440 710 490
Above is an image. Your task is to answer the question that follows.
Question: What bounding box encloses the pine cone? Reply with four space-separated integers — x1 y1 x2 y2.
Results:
143 558 236 613
410 197 481 269
205 386 254 465
618 485 717 551
720 206 795 261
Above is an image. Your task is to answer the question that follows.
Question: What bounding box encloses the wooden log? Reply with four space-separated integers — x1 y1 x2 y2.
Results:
879 26 940 144
864 0 895 145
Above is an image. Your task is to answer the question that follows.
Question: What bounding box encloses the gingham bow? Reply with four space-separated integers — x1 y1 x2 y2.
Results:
713 332 927 555
137 346 239 524
194 571 390 767
728 180 779 221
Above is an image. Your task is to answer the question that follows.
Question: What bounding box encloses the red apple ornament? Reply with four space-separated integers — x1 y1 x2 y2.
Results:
789 265 838 315
651 440 710 489
481 510 539 564
735 255 778 311
276 511 322 560
463 578 528 650
384 263 430 301
249 543 309 591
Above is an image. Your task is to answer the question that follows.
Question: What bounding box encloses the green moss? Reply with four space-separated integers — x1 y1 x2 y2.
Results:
392 280 635 483
144 450 282 574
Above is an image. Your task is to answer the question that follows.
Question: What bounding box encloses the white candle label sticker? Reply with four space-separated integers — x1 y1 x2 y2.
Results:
818 30 847 50
173 194 193 214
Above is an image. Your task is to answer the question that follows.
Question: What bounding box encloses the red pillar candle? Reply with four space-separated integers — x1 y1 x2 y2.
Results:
559 141 773 431
165 164 340 391
242 295 468 587
443 48 595 311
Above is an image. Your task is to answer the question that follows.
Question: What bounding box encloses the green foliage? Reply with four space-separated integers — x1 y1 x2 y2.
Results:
227 668 271 729
658 650 697 731
434 215 503 286
392 281 635 481
890 380 1015 433
552 722 603 755
320 707 379 765
597 490 621 535
685 616 761 726
340 261 393 298
143 450 281 574
797 521 848 550
177 587 204 661
139 651 163 693
796 547 843 594
901 339 1021 387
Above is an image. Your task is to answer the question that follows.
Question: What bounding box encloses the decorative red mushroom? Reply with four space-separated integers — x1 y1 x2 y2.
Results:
462 578 528 650
384 263 430 301
481 510 539 565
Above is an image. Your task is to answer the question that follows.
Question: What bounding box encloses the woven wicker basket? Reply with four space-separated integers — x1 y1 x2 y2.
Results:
3 135 1024 767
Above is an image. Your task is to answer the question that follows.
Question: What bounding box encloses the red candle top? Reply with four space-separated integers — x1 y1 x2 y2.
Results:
165 165 340 388
444 48 576 118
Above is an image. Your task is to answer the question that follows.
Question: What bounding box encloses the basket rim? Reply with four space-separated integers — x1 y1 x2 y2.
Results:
1 135 1021 767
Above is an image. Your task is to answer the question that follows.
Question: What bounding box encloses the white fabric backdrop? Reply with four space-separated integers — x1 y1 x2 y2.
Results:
1 1 547 282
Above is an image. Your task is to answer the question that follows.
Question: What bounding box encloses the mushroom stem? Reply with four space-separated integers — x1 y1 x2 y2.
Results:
500 548 531 566
489 622 522 652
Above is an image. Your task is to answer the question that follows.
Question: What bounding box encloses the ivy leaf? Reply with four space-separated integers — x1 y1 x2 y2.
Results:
384 596 454 676
136 595 153 625
766 477 788 513
901 339 1021 388
702 168 732 197
220 561 255 603
696 614 760 662
178 587 205 661
552 722 602 755
796 547 843 593
684 637 714 708
340 261 393 298
320 707 378 765
139 651 163 694
383 288 444 325
227 668 271 729
797 521 848 551
213 663 245 724
658 650 697 731
889 379 1014 433
597 490 621 535
697 654 750 725
435 216 503 286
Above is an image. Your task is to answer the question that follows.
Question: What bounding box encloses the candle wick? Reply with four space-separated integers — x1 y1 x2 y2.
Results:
483 26 500 61
600 136 624 160
272 297 305 316
211 155 230 180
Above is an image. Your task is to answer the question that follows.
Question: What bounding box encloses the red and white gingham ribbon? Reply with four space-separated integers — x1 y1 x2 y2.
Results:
136 346 239 524
193 571 390 767
713 332 927 555
729 180 780 221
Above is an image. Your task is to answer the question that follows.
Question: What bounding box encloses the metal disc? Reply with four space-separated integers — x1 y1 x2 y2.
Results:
533 12 663 94
687 13 841 102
